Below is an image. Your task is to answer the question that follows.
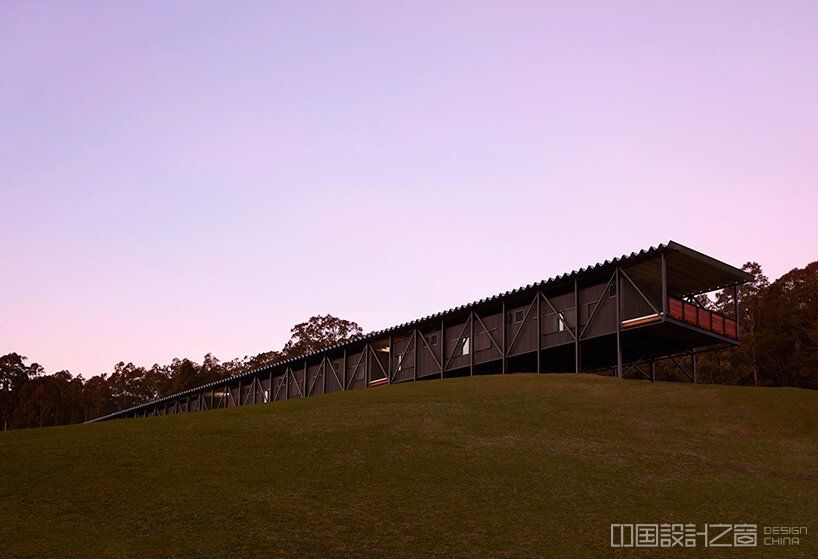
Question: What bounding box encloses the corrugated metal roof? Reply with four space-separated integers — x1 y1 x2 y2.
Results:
87 240 748 422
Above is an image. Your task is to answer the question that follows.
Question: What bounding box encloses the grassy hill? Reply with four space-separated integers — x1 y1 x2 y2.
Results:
1 374 816 558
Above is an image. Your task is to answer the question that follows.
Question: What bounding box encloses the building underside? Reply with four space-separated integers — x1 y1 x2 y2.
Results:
90 241 752 422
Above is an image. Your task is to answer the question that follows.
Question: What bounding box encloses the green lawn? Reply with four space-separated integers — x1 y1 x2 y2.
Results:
1 374 816 558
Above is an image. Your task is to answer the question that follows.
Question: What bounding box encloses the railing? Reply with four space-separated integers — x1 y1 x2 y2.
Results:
668 297 738 339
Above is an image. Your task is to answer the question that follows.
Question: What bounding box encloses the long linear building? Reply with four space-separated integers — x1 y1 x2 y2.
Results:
90 241 751 422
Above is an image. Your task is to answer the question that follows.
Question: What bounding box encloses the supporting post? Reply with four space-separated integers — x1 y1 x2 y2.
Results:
365 345 370 387
661 252 668 318
388 334 393 382
440 319 445 379
574 278 580 374
536 292 542 374
322 358 327 395
615 267 623 379
649 359 655 383
733 283 740 339
252 377 257 405
285 369 289 400
342 349 347 390
469 312 475 376
501 300 507 374
692 351 698 384
303 361 308 396
238 379 242 406
413 330 418 382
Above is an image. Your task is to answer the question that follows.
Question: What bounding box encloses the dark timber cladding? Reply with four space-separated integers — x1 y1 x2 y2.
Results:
89 241 753 422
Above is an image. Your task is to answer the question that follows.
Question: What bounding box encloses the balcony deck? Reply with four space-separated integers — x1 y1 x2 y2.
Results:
667 297 738 340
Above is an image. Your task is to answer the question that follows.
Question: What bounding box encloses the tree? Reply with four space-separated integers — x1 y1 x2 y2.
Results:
82 374 114 422
281 315 363 358
715 262 769 385
0 353 42 430
241 350 284 372
758 262 818 388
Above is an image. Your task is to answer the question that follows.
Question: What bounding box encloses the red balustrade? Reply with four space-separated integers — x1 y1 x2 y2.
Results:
667 297 737 339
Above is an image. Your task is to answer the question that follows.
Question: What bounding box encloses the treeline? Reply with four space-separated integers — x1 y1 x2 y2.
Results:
691 260 818 389
2 260 817 430
0 315 362 430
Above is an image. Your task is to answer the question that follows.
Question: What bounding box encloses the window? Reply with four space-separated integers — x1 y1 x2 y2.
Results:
396 354 403 371
461 336 470 355
609 283 617 298
564 307 576 330
545 311 567 334
428 334 438 346
507 310 526 326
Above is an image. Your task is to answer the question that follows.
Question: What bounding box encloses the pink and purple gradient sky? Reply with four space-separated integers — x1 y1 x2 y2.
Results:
2 2 817 376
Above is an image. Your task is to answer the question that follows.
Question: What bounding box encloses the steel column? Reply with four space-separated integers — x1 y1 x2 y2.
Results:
413 330 418 382
388 334 393 382
469 312 474 376
440 319 445 379
692 351 698 384
574 278 580 374
661 252 668 318
342 349 347 390
536 291 542 374
365 345 370 387
615 267 623 379
501 300 507 374
733 283 740 339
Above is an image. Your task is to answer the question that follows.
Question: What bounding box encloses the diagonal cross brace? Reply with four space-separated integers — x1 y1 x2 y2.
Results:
540 292 577 340
443 316 473 370
507 295 538 354
619 267 660 315
579 272 617 340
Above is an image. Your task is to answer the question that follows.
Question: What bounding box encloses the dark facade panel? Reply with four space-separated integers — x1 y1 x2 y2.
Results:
273 375 287 401
346 351 366 390
307 363 322 397
474 312 502 365
444 320 470 371
417 329 442 378
325 358 344 393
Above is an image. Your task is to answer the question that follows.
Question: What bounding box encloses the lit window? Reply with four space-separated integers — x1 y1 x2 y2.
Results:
557 312 566 332
514 310 524 323
462 337 470 355
396 354 403 371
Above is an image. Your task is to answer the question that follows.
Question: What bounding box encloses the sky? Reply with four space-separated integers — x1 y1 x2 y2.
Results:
2 1 817 376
